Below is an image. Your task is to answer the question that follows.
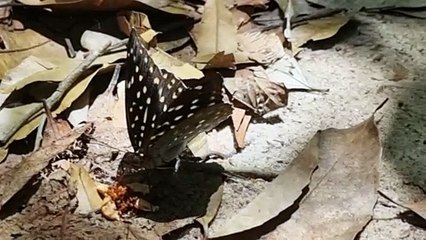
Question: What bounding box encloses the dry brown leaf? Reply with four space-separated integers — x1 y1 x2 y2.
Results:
210 133 320 238
69 163 104 214
405 200 426 220
100 197 121 220
0 147 7 162
191 0 238 60
213 116 380 239
237 29 285 65
235 114 251 148
204 52 236 69
266 116 380 239
391 63 409 81
187 132 209 158
196 184 224 239
0 125 89 209
232 108 251 148
225 67 288 115
151 48 204 79
42 118 72 147
290 14 350 54
232 107 246 130
266 53 318 90
188 129 236 159
0 28 68 78
231 8 252 29
0 51 123 151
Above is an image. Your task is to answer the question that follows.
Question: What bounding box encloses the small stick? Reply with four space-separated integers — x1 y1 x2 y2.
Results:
33 115 47 151
105 64 122 96
64 38 76 58
42 99 59 138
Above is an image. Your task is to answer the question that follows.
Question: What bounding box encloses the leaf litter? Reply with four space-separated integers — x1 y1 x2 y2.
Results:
0 0 424 239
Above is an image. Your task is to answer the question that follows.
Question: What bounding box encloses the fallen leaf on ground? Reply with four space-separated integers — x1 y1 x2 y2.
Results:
191 0 238 62
0 125 89 209
237 30 285 65
151 48 204 79
266 116 380 239
0 28 67 78
0 55 55 93
188 128 236 159
0 147 8 162
266 53 320 91
69 163 104 214
188 132 209 157
391 63 409 81
210 132 320 238
42 118 72 147
232 108 251 148
406 199 426 220
289 14 350 54
212 116 381 239
225 67 288 115
196 184 224 239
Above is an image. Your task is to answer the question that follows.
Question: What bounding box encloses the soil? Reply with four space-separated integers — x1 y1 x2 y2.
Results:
0 12 425 240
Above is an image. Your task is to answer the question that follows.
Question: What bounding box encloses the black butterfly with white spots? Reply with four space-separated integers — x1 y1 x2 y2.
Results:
123 29 232 171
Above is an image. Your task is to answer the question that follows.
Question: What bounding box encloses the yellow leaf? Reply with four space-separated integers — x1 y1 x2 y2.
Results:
151 48 204 79
0 28 68 78
191 0 238 57
290 14 350 53
69 164 104 214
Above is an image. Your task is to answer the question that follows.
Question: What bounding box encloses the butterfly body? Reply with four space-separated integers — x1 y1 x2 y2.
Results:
124 30 232 170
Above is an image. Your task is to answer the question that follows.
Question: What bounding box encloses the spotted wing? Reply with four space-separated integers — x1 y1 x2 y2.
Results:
125 29 232 168
125 29 185 156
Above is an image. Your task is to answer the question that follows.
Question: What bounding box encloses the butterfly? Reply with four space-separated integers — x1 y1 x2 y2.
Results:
122 29 232 171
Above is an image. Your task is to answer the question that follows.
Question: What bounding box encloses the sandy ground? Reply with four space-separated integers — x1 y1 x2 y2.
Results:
0 12 424 240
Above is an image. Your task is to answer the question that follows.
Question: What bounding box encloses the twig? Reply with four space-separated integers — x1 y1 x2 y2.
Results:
0 40 50 53
64 38 76 58
105 64 122 96
33 115 47 151
105 39 128 53
42 99 59 138
377 190 409 209
60 206 69 240
0 42 111 146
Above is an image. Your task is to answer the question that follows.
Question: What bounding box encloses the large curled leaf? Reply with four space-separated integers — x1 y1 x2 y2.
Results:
211 133 320 237
266 116 380 239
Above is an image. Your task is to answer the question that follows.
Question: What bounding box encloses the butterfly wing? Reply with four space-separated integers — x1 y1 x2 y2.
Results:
125 29 185 157
125 29 232 168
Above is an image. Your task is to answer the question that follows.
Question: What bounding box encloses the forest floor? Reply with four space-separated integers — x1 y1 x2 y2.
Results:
0 12 424 240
